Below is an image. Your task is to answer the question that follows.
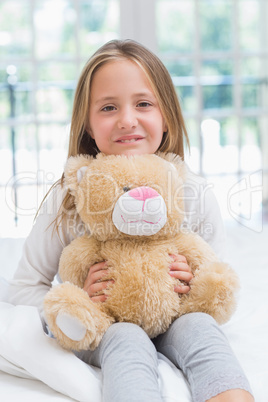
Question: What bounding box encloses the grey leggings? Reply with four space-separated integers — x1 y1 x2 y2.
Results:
77 313 252 402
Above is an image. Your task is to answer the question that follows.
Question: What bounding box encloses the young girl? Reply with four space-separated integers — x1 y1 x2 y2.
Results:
8 39 254 402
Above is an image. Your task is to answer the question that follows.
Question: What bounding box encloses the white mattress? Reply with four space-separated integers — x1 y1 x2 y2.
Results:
0 223 267 401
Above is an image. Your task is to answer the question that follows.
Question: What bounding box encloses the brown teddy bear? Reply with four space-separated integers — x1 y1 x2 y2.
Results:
44 153 239 351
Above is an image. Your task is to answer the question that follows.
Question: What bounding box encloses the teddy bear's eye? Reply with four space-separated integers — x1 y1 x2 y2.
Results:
123 186 131 192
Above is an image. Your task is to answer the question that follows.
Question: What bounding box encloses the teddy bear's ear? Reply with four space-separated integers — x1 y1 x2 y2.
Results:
64 154 94 193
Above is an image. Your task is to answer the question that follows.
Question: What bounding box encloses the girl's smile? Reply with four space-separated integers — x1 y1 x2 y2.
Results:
115 134 144 144
88 59 167 156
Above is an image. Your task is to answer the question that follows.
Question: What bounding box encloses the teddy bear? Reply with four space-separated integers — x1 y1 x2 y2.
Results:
44 152 239 351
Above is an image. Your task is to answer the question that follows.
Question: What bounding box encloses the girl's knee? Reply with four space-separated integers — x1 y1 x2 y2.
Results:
164 313 221 343
105 322 151 343
178 312 217 330
102 322 157 359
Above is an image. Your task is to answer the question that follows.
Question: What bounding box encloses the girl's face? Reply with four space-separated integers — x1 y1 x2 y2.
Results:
88 59 167 156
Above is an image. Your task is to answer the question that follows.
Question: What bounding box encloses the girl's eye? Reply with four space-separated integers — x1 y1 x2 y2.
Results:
102 105 116 112
137 102 152 108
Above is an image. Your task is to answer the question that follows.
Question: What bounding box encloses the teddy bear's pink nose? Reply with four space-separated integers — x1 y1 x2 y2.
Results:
128 186 159 201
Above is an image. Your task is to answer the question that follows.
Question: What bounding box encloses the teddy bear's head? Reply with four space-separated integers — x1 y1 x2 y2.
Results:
64 153 187 241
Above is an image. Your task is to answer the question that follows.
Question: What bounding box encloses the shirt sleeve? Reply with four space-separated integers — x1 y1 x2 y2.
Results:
7 185 70 317
182 170 226 261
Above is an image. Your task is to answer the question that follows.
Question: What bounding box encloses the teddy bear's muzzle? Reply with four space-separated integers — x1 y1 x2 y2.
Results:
112 186 167 236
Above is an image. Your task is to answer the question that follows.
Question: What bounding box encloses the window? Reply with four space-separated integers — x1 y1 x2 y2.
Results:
0 0 119 236
0 0 267 236
155 0 267 228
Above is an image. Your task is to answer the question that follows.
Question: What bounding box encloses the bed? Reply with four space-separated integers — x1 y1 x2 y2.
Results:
0 222 267 401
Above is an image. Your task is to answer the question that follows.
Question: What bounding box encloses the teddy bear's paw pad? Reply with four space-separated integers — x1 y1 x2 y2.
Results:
56 313 87 341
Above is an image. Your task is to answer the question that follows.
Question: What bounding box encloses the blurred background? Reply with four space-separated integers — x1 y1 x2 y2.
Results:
0 0 267 237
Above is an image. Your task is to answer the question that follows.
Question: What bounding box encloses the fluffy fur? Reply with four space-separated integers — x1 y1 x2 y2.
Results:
44 153 239 351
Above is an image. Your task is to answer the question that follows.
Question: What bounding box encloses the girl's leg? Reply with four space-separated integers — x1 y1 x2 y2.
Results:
77 322 162 402
153 313 253 402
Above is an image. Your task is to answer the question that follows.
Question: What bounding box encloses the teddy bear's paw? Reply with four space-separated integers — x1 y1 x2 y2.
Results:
56 313 87 341
180 263 240 324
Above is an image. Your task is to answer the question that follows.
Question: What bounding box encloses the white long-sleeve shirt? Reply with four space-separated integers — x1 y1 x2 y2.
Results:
7 169 226 317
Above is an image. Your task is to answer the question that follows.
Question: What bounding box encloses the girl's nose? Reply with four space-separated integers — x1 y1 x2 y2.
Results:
117 108 138 129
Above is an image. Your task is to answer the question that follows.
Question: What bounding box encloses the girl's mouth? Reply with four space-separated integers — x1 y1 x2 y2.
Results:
116 135 144 143
117 138 142 143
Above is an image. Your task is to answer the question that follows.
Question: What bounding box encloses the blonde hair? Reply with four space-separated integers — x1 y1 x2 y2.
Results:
50 39 190 232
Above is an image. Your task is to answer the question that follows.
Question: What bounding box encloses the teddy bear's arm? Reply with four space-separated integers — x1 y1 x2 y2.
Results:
58 235 102 288
173 231 218 272
173 231 239 324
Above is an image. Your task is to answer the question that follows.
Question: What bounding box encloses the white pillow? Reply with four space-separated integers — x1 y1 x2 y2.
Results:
0 277 9 302
0 302 102 402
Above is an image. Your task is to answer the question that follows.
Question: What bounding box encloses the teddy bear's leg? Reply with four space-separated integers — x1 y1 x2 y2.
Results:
179 262 240 324
44 282 114 351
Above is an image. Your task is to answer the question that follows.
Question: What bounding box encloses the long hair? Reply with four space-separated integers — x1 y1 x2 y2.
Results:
46 39 190 232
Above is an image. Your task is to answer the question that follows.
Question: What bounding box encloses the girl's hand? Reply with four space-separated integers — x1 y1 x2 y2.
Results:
83 261 113 303
168 254 193 294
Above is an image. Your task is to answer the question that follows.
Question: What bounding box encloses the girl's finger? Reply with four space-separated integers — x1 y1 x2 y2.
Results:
87 280 114 297
174 285 191 294
170 254 187 264
169 270 193 283
169 261 192 272
88 261 108 275
90 294 108 303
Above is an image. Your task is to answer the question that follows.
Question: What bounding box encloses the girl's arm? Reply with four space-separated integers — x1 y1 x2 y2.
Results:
168 172 226 291
7 186 70 318
183 171 226 260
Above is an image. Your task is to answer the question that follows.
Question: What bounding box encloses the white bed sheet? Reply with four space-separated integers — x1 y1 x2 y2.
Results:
0 223 267 401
